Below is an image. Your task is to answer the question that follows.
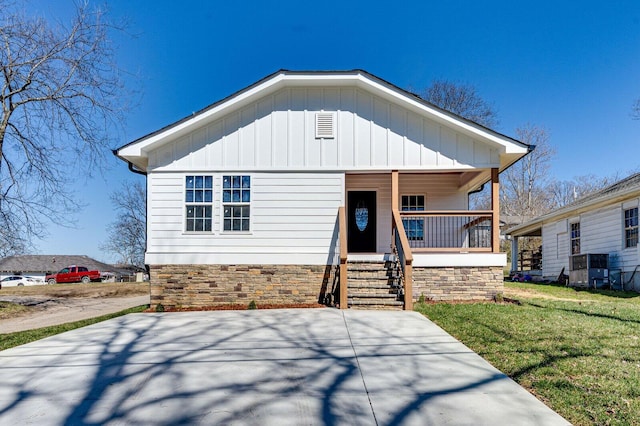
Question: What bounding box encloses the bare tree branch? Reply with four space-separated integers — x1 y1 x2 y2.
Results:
0 1 129 255
101 180 146 268
419 80 499 128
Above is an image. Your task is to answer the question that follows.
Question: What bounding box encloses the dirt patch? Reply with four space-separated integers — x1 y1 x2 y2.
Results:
0 282 149 298
0 283 150 334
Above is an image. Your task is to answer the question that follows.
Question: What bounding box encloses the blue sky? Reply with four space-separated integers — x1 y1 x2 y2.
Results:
31 0 640 263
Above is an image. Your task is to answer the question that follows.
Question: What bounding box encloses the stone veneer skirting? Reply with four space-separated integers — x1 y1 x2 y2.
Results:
411 266 504 302
149 264 336 309
149 264 503 309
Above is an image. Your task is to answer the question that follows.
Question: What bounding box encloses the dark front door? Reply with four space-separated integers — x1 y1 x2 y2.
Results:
348 191 377 252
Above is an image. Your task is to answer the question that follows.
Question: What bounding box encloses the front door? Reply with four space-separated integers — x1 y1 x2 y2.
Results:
348 191 377 252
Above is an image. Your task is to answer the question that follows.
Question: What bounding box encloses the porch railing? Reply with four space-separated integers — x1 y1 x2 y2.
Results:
398 210 494 252
392 209 413 310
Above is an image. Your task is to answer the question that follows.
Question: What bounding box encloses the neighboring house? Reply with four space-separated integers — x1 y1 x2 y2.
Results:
116 70 530 309
507 173 640 290
0 255 129 282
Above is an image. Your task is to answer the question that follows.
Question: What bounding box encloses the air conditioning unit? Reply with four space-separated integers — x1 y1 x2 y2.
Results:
569 254 609 288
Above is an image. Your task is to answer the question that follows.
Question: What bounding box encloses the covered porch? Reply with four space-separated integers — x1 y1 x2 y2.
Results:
336 168 503 310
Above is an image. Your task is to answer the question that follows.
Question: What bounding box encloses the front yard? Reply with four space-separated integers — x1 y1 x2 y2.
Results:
416 282 640 426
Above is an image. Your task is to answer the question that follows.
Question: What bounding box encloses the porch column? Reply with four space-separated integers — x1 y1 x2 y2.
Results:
391 170 399 211
511 236 519 273
491 168 500 253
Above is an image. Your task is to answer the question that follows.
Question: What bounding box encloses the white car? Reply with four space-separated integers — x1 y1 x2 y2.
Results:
0 275 45 287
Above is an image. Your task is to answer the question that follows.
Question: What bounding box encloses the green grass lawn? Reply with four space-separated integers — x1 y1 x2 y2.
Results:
415 282 640 426
0 305 146 351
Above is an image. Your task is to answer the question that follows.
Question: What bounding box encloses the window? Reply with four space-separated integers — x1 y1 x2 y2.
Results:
625 207 638 248
185 175 213 232
223 175 250 231
401 195 425 241
570 222 580 255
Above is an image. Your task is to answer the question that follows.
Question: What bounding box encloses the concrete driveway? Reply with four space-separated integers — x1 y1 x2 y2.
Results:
0 309 568 425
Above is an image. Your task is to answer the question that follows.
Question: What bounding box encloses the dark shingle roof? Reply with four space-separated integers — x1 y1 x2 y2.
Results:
0 255 122 274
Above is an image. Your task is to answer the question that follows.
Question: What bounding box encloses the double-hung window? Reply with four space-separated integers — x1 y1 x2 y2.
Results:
185 176 213 232
625 207 638 248
223 175 251 231
401 195 425 241
570 222 580 255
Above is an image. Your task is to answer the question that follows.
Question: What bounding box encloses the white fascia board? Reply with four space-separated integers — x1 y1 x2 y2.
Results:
350 74 529 155
412 253 507 268
120 72 292 158
119 71 528 161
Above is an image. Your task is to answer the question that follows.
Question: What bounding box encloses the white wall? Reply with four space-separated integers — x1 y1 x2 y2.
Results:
541 199 640 278
147 87 501 173
146 171 345 265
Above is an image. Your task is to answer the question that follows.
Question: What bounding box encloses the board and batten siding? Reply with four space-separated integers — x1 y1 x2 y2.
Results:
541 200 640 279
147 87 501 173
146 172 345 265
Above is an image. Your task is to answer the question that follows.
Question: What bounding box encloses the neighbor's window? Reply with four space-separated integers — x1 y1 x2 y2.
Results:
222 175 251 231
570 222 580 255
185 175 213 232
625 207 638 248
401 195 425 241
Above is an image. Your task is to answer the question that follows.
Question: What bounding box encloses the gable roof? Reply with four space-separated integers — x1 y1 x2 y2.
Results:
507 172 640 237
116 69 530 175
0 255 125 275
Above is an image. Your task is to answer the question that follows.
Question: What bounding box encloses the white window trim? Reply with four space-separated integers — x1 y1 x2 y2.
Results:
623 206 639 249
184 175 214 234
401 193 427 242
221 174 252 234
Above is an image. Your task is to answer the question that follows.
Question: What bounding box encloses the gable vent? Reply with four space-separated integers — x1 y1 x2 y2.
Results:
315 112 335 139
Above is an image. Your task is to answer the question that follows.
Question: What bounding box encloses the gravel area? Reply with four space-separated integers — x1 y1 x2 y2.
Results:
0 295 150 333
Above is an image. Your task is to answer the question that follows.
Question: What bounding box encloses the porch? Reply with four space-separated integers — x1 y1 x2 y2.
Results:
336 169 504 310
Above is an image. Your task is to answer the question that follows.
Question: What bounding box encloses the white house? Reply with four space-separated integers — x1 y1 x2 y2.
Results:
116 70 530 310
507 173 640 290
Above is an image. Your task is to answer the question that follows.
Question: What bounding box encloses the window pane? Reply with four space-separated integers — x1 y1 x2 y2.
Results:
195 219 203 231
204 220 211 232
233 190 241 202
204 206 212 218
195 190 203 202
233 219 241 231
224 219 231 231
233 176 240 188
186 220 194 232
186 176 194 188
205 176 212 188
242 190 250 202
204 190 212 203
232 206 241 217
195 176 203 188
242 206 250 217
242 219 250 231
223 176 231 188
186 206 194 218
186 190 194 202
242 176 250 188
223 206 231 218
223 190 231 202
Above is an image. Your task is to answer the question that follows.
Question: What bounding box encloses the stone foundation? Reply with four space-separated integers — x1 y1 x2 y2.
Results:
149 264 337 309
412 266 503 302
149 264 502 309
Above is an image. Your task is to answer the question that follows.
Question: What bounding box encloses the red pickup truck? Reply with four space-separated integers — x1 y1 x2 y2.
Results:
46 265 102 285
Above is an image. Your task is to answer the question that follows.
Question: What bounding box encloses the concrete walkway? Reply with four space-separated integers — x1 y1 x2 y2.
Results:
0 309 569 425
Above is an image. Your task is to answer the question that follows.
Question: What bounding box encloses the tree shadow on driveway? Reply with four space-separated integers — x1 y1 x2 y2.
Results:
0 309 568 425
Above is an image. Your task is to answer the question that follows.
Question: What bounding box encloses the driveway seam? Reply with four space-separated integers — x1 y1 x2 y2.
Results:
341 310 379 426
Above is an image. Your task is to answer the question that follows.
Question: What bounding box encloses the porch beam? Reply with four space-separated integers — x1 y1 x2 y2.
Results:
491 168 500 253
